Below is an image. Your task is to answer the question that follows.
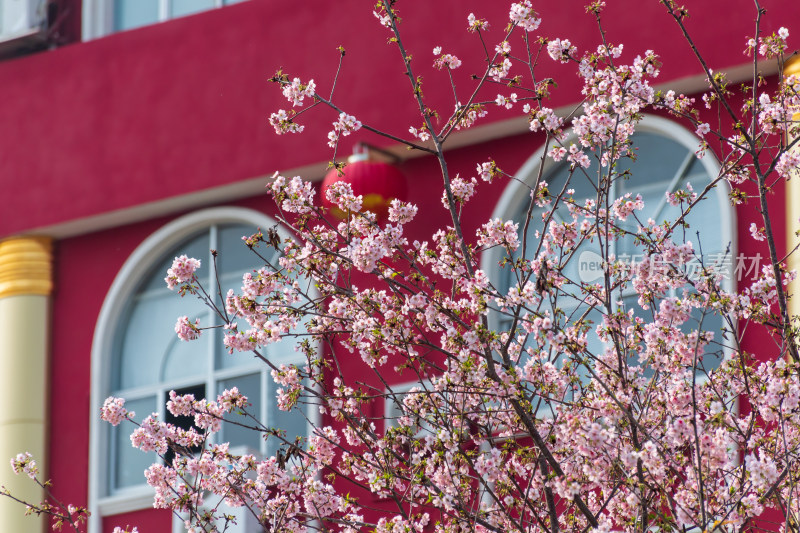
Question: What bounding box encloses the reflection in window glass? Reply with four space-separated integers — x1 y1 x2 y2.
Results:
108 0 250 35
171 0 216 18
113 0 159 31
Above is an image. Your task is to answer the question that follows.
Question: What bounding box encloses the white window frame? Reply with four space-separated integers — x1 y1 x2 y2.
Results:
88 206 319 533
171 495 262 533
481 114 736 381
82 0 246 41
484 114 734 284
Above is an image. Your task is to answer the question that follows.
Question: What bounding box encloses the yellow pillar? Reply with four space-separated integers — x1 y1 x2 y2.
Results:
787 56 800 352
0 236 52 533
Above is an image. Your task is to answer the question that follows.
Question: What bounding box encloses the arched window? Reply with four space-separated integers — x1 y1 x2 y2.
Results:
484 115 735 373
89 207 312 529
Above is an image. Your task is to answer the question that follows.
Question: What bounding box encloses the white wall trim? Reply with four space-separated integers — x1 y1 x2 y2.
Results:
21 160 327 241
81 0 110 41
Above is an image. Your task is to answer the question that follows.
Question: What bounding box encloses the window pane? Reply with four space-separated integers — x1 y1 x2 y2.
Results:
164 384 206 464
218 374 261 452
618 132 688 187
266 382 307 458
215 224 267 371
142 232 209 293
113 396 157 490
161 308 212 383
682 300 726 374
116 292 209 390
217 224 267 287
113 0 159 31
171 0 216 18
215 224 303 371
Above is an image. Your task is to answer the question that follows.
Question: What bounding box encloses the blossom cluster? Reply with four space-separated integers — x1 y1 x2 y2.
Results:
467 13 489 32
546 38 577 63
433 47 462 70
489 57 512 82
164 255 201 290
451 102 487 130
478 218 519 251
408 125 431 141
441 175 477 207
281 77 316 107
495 93 518 109
325 180 363 214
327 112 362 147
268 108 304 135
745 27 789 57
10 452 38 480
100 396 132 426
270 173 315 215
509 0 541 31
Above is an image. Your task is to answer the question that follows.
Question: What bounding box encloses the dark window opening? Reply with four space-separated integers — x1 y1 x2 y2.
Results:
164 383 206 464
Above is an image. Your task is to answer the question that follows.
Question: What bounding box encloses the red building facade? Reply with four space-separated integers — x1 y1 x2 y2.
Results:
0 1 798 531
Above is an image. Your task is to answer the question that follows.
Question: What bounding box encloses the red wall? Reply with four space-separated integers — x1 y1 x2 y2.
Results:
1 0 798 237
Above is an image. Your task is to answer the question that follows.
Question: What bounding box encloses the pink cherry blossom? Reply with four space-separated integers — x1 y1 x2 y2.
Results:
57 4 800 533
489 57 512 81
695 122 710 136
478 218 519 251
495 93 518 109
547 38 577 63
325 180 363 214
441 175 477 207
281 77 316 107
388 199 418 224
749 222 766 241
509 1 541 31
433 52 462 70
408 125 431 141
10 452 38 479
165 255 201 290
467 13 488 32
100 396 132 426
327 112 362 147
476 160 499 182
268 108 305 135
174 316 200 341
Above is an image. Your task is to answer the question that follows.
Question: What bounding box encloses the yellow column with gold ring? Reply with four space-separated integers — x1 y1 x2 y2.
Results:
0 236 52 533
786 56 800 351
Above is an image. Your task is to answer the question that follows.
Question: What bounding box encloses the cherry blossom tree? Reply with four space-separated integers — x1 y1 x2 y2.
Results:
6 1 800 532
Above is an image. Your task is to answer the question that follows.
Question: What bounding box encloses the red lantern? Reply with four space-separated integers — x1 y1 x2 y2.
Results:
321 152 407 221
